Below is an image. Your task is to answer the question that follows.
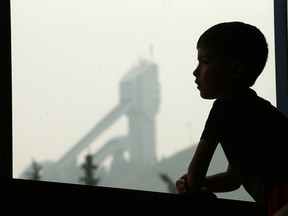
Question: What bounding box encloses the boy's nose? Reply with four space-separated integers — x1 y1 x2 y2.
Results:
193 67 199 77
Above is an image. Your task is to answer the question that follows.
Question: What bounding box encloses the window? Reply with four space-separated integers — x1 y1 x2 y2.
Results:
11 0 278 202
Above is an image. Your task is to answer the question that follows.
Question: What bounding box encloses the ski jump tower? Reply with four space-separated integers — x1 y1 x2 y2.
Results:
56 59 160 180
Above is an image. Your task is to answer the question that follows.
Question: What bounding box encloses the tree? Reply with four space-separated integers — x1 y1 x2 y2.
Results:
79 153 100 186
25 158 43 180
159 173 177 194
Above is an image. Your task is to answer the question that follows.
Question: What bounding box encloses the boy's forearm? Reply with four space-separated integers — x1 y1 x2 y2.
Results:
186 139 218 194
187 164 204 194
203 172 241 192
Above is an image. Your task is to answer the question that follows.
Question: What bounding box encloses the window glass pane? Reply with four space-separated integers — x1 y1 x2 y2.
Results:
12 0 275 201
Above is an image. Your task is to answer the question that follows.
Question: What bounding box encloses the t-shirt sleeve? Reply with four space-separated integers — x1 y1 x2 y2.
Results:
200 100 225 143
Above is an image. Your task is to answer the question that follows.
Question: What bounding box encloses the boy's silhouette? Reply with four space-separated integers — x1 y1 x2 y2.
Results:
176 22 288 216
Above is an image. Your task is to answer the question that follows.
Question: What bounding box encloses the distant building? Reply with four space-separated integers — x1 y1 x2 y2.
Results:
22 59 161 186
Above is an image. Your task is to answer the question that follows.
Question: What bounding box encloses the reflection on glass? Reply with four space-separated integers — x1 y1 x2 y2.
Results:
12 0 275 201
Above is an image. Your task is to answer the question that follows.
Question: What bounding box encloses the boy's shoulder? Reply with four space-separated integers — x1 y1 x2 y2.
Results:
213 87 288 122
216 88 270 107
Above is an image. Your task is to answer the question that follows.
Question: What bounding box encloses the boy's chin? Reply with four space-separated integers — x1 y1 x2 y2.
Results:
200 92 216 100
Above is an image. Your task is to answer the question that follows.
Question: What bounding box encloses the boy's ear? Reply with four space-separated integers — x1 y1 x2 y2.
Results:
230 61 245 80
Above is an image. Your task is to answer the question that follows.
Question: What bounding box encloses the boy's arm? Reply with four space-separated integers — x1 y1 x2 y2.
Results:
177 140 241 195
203 164 241 192
187 139 218 194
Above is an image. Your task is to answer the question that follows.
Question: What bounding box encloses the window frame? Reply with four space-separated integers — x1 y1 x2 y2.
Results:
275 0 288 116
1 0 287 214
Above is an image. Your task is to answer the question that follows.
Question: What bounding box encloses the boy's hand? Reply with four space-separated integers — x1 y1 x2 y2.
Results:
176 174 188 194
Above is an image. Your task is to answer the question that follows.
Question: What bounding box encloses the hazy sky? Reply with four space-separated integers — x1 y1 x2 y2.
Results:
12 0 276 177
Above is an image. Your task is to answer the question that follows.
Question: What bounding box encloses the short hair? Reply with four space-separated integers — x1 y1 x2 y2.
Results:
197 22 268 87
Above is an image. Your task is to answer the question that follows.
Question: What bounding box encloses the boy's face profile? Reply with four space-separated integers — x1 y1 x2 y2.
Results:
193 47 233 100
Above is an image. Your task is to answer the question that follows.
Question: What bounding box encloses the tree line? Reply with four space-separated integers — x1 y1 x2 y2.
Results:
25 155 177 192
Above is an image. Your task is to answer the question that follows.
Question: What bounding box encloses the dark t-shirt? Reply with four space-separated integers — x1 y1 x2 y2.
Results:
201 88 288 207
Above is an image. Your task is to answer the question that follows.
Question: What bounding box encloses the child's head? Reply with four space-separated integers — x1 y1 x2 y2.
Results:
196 22 268 88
